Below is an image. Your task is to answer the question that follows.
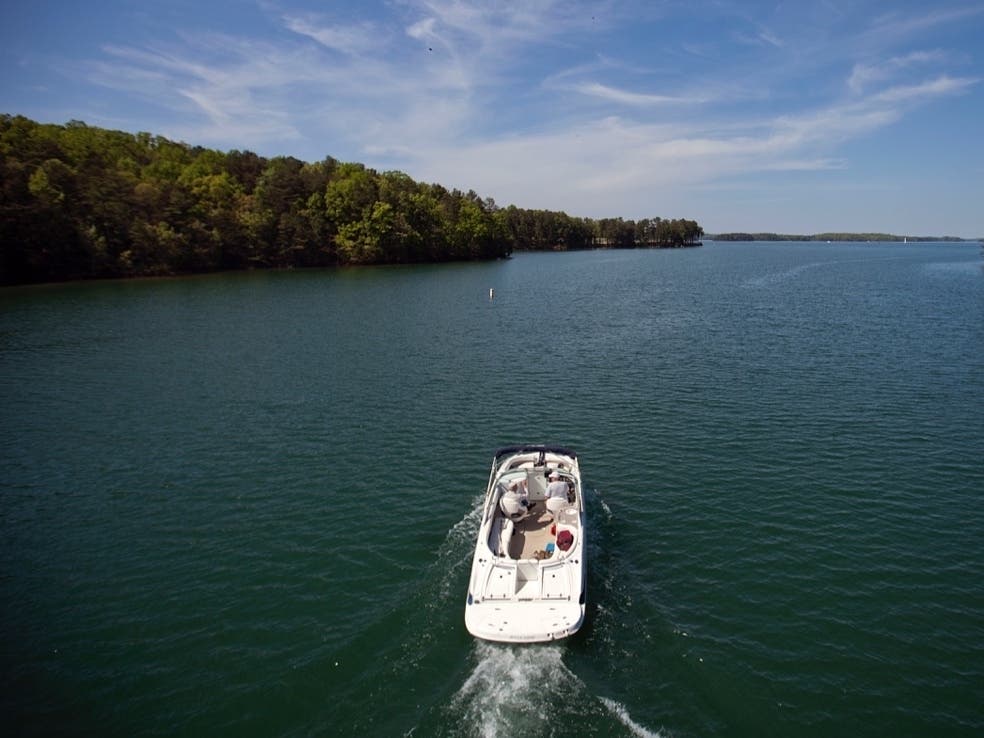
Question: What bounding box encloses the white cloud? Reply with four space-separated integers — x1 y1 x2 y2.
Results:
871 74 978 103
406 108 864 216
867 5 984 42
406 17 438 43
283 16 381 56
733 27 784 49
411 0 590 45
758 29 785 48
572 82 706 106
400 50 979 217
61 0 980 233
761 158 847 171
848 50 947 93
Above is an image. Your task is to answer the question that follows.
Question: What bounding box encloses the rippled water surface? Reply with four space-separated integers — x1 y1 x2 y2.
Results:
2 242 983 736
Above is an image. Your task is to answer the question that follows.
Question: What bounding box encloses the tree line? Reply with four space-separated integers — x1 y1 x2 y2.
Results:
710 232 970 242
0 115 703 285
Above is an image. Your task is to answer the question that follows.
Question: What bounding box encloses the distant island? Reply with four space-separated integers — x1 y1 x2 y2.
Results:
0 115 702 286
709 232 974 242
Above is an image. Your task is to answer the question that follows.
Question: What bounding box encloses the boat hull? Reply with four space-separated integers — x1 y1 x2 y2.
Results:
464 445 585 643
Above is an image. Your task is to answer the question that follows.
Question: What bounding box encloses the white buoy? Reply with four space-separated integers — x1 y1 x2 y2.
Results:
489 288 495 300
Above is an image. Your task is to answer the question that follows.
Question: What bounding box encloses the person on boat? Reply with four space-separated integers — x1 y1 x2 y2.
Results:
545 470 569 519
500 479 534 520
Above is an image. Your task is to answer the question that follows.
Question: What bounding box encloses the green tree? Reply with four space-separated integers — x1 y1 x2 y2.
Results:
0 115 703 284
335 201 395 264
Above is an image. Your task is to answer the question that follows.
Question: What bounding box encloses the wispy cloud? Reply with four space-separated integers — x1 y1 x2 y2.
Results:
409 47 979 215
88 35 343 146
732 25 784 49
761 158 847 171
408 0 597 46
61 0 981 232
572 82 707 106
848 50 948 93
867 5 984 41
406 17 438 44
871 73 978 102
757 28 785 48
283 16 381 56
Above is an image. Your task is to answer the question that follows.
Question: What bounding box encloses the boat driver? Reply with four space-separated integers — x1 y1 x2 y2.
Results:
545 470 569 519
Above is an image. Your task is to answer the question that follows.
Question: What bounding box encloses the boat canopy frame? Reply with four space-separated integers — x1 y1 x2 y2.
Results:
492 444 578 462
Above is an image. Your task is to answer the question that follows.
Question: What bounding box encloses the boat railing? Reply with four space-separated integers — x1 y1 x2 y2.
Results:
481 453 504 523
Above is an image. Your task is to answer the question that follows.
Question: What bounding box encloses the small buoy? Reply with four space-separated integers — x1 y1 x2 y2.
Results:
489 288 495 300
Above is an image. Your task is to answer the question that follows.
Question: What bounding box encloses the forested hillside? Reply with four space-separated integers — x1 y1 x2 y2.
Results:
1 115 703 284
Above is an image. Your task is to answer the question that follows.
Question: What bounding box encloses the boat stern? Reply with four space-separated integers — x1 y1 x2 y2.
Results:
464 598 585 643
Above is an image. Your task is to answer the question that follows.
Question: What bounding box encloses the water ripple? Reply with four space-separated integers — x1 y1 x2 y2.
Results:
2 243 982 737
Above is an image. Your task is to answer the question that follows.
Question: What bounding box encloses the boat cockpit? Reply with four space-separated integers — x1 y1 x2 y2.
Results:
487 461 580 562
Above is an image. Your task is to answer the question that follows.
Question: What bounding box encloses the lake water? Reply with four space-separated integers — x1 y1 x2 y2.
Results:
1 241 982 737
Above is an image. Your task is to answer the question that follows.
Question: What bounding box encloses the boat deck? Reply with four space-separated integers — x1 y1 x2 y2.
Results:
508 504 559 559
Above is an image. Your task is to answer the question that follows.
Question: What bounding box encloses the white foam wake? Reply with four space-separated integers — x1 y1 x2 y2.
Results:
434 495 485 601
600 697 667 738
451 641 570 737
742 260 826 288
450 641 666 737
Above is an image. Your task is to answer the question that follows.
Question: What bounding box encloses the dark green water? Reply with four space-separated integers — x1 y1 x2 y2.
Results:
2 242 982 737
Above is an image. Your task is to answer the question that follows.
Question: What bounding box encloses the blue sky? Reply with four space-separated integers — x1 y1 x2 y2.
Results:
2 1 982 236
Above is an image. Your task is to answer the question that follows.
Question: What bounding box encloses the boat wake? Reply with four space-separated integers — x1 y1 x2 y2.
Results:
599 697 668 738
443 641 665 737
450 641 570 737
434 496 485 601
743 253 917 289
742 261 827 288
594 487 613 520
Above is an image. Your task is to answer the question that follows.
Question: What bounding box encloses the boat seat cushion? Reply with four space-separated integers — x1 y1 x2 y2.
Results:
525 471 547 500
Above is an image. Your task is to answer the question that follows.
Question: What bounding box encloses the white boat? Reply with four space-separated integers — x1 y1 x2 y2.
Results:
465 445 586 642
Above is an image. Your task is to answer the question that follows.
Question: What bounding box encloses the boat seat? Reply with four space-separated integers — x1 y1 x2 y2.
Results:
525 470 547 501
498 519 514 557
546 495 567 518
556 507 579 526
